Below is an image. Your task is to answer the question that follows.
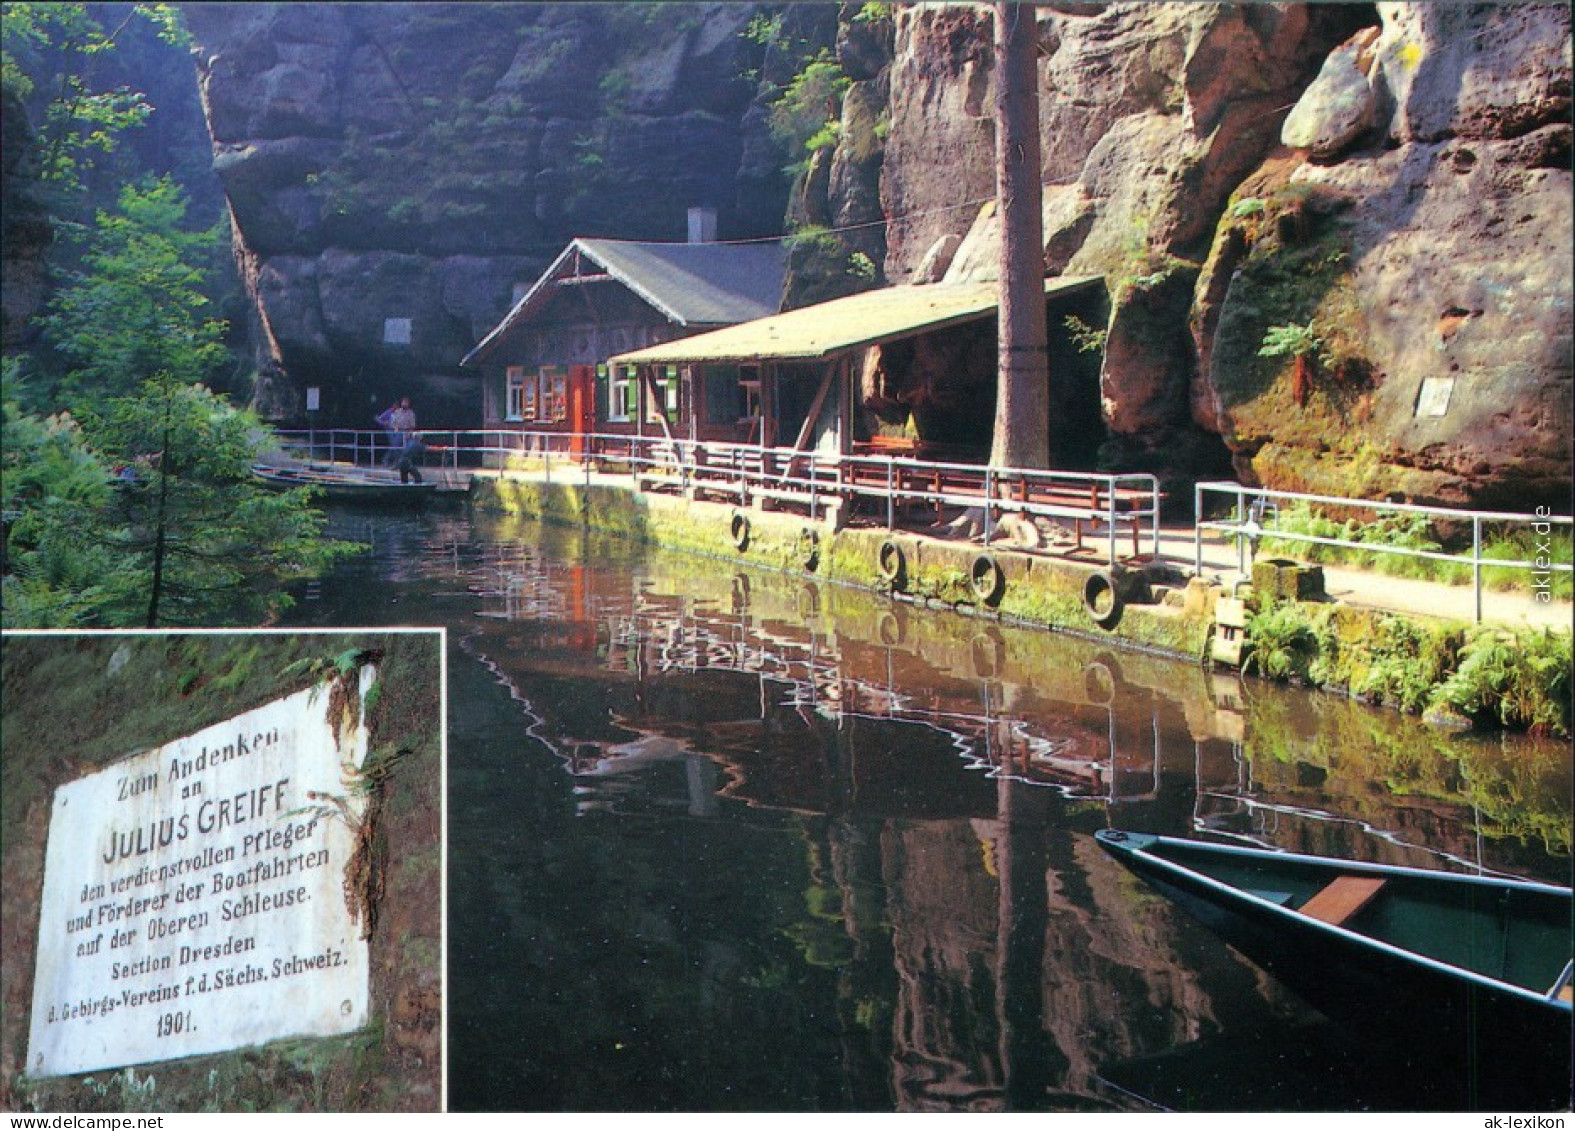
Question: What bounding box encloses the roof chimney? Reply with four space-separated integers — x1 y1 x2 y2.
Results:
687 206 717 244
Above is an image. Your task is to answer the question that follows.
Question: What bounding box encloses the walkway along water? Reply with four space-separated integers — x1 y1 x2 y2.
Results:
269 427 1572 733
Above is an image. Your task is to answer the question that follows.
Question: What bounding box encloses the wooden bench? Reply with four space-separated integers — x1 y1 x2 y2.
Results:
1299 875 1386 926
854 435 920 458
1004 481 1157 557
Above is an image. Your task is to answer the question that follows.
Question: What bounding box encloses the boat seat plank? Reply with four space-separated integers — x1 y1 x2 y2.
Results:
1299 875 1386 926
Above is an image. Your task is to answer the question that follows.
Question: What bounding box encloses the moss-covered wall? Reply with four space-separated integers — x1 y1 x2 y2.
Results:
474 472 1571 739
0 632 443 1113
474 475 1215 661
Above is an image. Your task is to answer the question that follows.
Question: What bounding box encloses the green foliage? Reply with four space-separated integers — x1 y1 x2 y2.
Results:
281 647 374 684
846 251 876 281
1 358 109 512
1243 602 1320 681
1238 596 1570 738
1229 196 1266 220
1436 627 1572 736
1063 314 1109 355
1481 530 1574 600
4 374 358 628
741 13 785 48
0 3 183 206
1257 503 1569 595
1355 616 1460 714
40 176 229 405
758 47 850 173
1258 319 1323 360
785 224 838 254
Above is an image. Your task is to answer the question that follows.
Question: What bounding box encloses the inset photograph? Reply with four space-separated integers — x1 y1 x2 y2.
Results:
0 630 443 1112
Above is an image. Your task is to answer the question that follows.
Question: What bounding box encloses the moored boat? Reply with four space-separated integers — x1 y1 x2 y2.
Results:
1096 829 1574 1109
252 462 442 501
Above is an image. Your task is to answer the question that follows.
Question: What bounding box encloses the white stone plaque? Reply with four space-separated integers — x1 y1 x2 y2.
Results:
26 669 378 1078
1415 376 1454 418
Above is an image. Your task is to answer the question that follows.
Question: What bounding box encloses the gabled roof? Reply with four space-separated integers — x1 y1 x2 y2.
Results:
462 238 786 367
608 276 1103 367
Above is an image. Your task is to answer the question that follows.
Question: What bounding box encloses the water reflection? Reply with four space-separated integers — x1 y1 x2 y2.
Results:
288 506 1571 1111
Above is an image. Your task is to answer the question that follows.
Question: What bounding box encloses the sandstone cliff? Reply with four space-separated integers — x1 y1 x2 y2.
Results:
183 2 829 423
188 2 1571 506
843 1 1572 506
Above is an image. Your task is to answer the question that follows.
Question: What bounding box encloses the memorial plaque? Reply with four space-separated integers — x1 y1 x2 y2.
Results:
1415 376 1454 417
26 668 378 1078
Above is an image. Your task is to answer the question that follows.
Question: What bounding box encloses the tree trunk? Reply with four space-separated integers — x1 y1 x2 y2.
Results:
989 1 1049 470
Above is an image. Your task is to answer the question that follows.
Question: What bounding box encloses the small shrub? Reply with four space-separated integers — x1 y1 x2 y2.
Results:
1258 320 1323 360
1434 626 1571 736
1063 314 1108 355
1356 616 1456 713
1244 602 1320 682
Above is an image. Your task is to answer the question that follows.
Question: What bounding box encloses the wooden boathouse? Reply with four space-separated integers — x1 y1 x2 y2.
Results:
606 274 1109 474
460 225 786 451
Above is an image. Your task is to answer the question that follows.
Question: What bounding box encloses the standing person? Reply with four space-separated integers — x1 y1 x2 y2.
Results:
376 399 398 465
397 431 427 484
379 397 416 467
389 398 424 483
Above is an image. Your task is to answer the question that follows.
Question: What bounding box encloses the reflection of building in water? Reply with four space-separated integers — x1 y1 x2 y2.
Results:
493 563 1210 812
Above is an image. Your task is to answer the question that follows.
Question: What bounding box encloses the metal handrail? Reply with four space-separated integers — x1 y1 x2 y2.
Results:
269 427 1162 566
1194 481 1572 623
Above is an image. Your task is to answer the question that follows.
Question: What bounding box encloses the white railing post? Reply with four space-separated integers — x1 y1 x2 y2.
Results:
1150 476 1160 559
1106 479 1117 567
1194 481 1204 576
885 460 895 530
984 466 995 543
1473 515 1483 624
1236 486 1248 574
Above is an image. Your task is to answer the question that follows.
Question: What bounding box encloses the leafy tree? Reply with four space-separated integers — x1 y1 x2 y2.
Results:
39 176 228 407
766 49 849 171
0 358 130 625
4 372 355 628
1 2 180 213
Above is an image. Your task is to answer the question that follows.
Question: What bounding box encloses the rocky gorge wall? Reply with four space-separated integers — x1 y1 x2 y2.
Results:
187 2 1571 508
182 2 832 425
814 1 1571 507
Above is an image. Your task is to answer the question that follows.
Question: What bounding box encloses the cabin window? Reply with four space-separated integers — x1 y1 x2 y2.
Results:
739 365 762 439
702 365 746 424
607 366 636 422
383 317 412 345
541 367 568 423
646 366 679 425
520 373 539 420
505 368 526 422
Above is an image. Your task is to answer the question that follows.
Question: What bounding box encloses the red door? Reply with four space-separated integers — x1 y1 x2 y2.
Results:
567 365 597 458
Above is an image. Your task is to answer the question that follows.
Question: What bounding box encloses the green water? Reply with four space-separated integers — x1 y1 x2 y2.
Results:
284 505 1572 1111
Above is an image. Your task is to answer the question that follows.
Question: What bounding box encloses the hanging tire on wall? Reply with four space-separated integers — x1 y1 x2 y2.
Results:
970 554 1005 606
798 527 821 572
1083 570 1124 628
730 511 751 552
877 540 906 588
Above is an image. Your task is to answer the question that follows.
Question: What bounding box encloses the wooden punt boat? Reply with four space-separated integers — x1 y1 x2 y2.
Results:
1096 829 1573 1108
252 462 441 501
